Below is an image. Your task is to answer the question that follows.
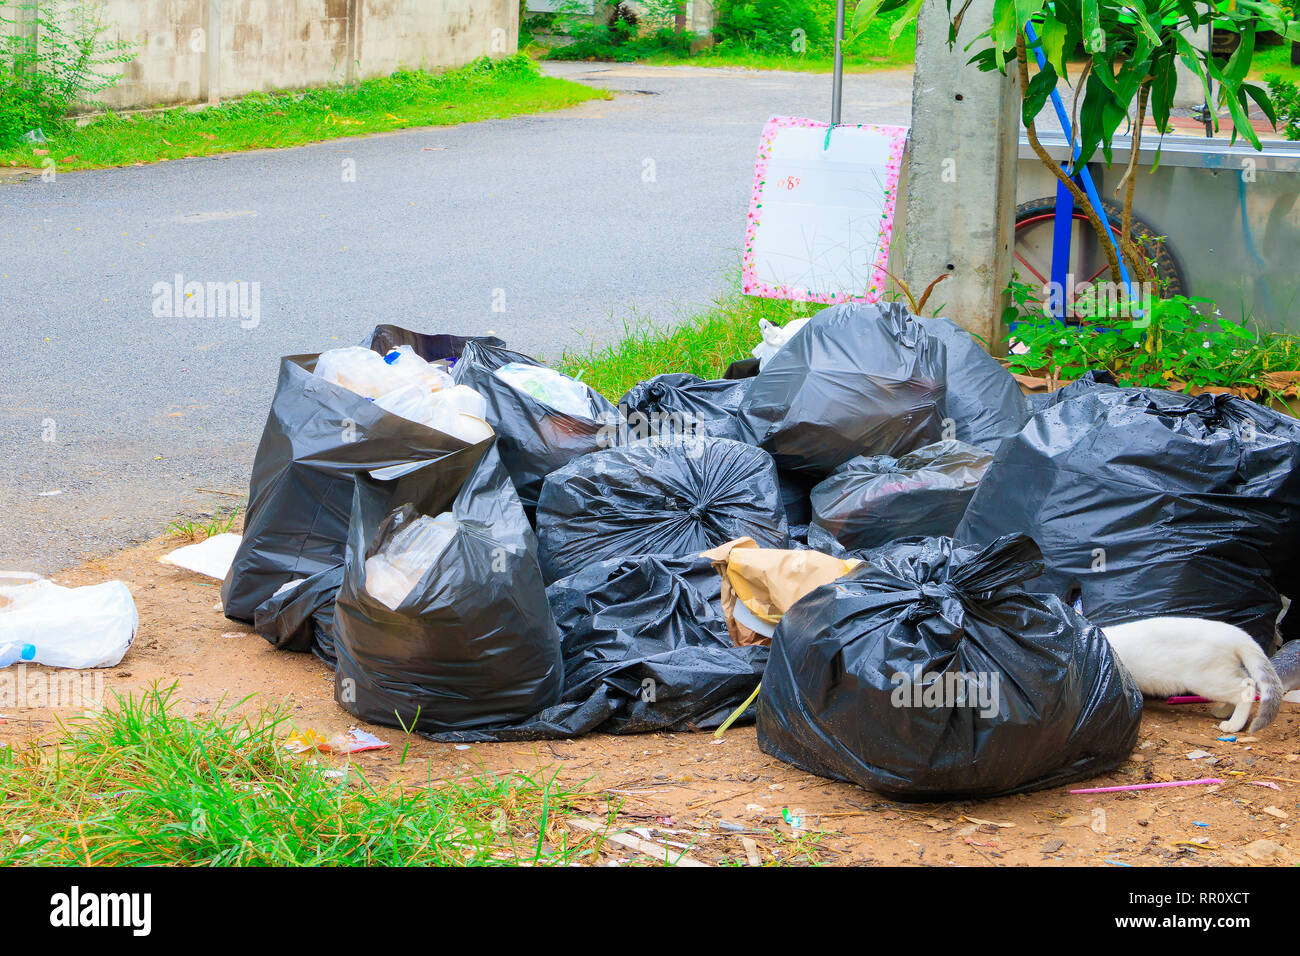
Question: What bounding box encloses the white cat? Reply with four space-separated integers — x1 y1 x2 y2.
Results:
1102 617 1284 733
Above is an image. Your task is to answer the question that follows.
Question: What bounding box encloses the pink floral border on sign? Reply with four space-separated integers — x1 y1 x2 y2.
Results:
741 115 908 304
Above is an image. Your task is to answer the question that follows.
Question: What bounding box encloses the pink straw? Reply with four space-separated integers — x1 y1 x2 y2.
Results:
1069 778 1222 794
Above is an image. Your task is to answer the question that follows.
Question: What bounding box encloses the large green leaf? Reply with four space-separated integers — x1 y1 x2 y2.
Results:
1022 60 1058 126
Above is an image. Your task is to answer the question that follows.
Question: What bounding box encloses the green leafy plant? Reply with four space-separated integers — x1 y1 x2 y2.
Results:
855 0 1300 285
0 0 136 148
1005 292 1300 397
1267 72 1300 138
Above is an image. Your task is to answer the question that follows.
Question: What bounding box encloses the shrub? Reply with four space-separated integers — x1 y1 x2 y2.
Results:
0 0 135 148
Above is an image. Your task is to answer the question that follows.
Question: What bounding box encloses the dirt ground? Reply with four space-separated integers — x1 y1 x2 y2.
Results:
4 529 1298 867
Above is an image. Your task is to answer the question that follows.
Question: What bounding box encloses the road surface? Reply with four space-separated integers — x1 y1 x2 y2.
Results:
0 61 913 573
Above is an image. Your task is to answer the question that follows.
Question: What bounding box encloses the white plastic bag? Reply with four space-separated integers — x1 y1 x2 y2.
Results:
0 577 138 669
752 317 811 369
160 532 243 580
493 363 597 418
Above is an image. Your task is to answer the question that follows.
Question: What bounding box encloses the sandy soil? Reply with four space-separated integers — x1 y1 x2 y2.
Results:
4 530 1298 867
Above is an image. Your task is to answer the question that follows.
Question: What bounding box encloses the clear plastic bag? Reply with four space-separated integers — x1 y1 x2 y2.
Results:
493 363 597 418
364 513 459 610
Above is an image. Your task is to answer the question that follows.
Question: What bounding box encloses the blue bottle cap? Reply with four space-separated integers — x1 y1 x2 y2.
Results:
20 644 35 661
383 350 400 365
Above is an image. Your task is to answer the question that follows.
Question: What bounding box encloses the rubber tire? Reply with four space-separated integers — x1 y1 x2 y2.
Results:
1013 196 1187 298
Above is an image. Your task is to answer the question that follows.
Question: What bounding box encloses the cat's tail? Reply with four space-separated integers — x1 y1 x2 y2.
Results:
1242 642 1285 732
1270 640 1300 693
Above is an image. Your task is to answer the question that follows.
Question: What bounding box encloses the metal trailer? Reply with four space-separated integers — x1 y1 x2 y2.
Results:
825 0 1300 332
1013 131 1300 333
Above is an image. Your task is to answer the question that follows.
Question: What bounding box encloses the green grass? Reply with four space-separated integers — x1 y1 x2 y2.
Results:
1251 40 1300 85
556 282 827 399
0 685 611 866
165 505 243 543
536 12 915 73
0 55 608 172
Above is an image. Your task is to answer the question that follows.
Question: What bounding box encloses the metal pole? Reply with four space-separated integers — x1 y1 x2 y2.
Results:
831 0 845 125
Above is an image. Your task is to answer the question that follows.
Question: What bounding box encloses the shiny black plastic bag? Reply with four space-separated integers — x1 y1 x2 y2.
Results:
736 302 947 478
452 343 619 513
536 437 790 583
223 328 498 623
808 439 993 553
957 385 1300 647
427 554 767 741
915 316 1029 452
757 534 1143 800
618 374 752 441
252 564 344 666
333 445 564 735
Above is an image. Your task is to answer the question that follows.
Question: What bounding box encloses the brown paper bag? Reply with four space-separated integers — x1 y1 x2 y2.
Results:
700 537 860 646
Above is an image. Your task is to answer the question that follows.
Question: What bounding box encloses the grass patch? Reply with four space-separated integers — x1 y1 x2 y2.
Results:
1251 40 1300 85
165 504 243 543
0 684 609 866
0 55 608 172
556 282 826 399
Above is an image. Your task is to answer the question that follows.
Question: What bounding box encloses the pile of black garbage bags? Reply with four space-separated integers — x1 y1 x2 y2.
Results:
220 302 1300 800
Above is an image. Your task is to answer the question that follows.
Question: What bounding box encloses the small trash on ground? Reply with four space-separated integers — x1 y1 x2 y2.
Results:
701 536 860 646
333 446 564 736
756 534 1143 800
283 728 389 754
160 532 243 580
535 437 789 584
736 302 948 477
0 575 138 669
807 439 992 553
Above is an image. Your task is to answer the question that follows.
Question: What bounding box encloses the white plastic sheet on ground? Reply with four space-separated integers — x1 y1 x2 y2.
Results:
0 576 138 668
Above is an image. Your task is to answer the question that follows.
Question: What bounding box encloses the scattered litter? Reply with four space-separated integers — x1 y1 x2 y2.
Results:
962 815 1016 828
1217 734 1237 742
1069 778 1222 794
37 489 62 497
1192 821 1208 827
741 837 762 866
0 575 137 669
284 728 389 755
1263 806 1288 819
1250 780 1281 790
567 817 707 867
1105 859 1134 867
160 532 242 580
1186 750 1213 760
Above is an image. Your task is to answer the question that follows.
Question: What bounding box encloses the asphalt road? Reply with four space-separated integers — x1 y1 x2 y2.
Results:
0 62 913 573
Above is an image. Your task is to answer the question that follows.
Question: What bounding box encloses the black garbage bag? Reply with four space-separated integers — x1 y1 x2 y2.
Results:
757 534 1144 800
618 374 752 441
222 328 497 623
956 386 1300 647
425 554 767 742
807 439 993 553
736 302 948 478
915 316 1029 452
332 445 564 736
452 344 619 513
535 437 789 583
777 469 818 546
252 564 345 666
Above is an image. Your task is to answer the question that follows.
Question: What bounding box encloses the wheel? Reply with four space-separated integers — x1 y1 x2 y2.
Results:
1012 196 1187 317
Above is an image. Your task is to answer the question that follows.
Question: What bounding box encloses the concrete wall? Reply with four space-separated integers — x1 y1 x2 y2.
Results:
2 0 519 110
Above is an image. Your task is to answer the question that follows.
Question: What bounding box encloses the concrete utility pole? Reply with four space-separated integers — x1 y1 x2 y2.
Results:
202 0 223 105
902 0 1019 353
